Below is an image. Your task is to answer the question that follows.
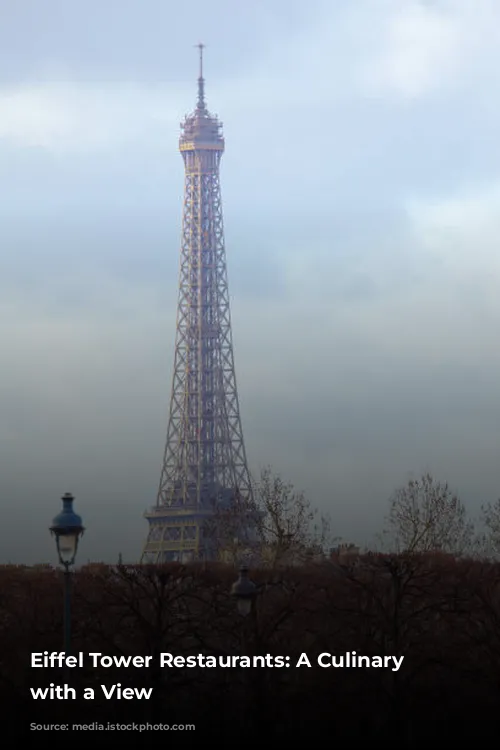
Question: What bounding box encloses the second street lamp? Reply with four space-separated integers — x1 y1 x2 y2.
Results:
231 566 257 617
231 566 270 735
50 492 85 655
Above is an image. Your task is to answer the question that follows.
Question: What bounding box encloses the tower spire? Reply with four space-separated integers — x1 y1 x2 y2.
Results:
196 42 206 109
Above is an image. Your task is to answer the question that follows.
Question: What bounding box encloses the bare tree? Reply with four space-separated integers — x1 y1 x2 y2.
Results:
255 467 332 566
207 467 333 568
381 473 475 556
481 498 500 557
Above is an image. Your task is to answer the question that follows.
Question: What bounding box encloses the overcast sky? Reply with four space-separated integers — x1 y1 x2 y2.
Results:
1 0 500 564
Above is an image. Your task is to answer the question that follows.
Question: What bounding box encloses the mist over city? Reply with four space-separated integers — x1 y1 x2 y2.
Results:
2 0 500 564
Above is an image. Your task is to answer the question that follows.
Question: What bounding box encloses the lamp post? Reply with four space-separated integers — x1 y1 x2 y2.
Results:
231 566 257 617
49 493 85 655
231 567 270 735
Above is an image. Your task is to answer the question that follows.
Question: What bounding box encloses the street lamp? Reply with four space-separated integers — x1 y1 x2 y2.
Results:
231 566 268 733
50 493 85 654
231 566 257 617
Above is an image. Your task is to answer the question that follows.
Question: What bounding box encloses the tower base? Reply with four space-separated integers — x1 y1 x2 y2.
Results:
140 485 250 563
140 505 217 563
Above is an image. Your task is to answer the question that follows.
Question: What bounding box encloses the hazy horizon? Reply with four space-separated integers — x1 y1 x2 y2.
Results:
1 0 500 564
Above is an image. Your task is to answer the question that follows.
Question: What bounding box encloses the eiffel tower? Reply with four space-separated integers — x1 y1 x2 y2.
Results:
141 45 254 563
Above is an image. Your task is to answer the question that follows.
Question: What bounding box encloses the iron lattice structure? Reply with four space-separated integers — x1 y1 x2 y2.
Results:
141 46 254 563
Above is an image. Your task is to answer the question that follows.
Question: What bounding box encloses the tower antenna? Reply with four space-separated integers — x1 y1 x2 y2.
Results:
195 42 206 108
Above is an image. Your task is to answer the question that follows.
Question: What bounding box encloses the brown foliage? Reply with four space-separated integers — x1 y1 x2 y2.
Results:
3 557 500 740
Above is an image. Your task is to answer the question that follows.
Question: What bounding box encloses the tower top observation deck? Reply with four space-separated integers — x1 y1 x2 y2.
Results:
180 43 224 154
